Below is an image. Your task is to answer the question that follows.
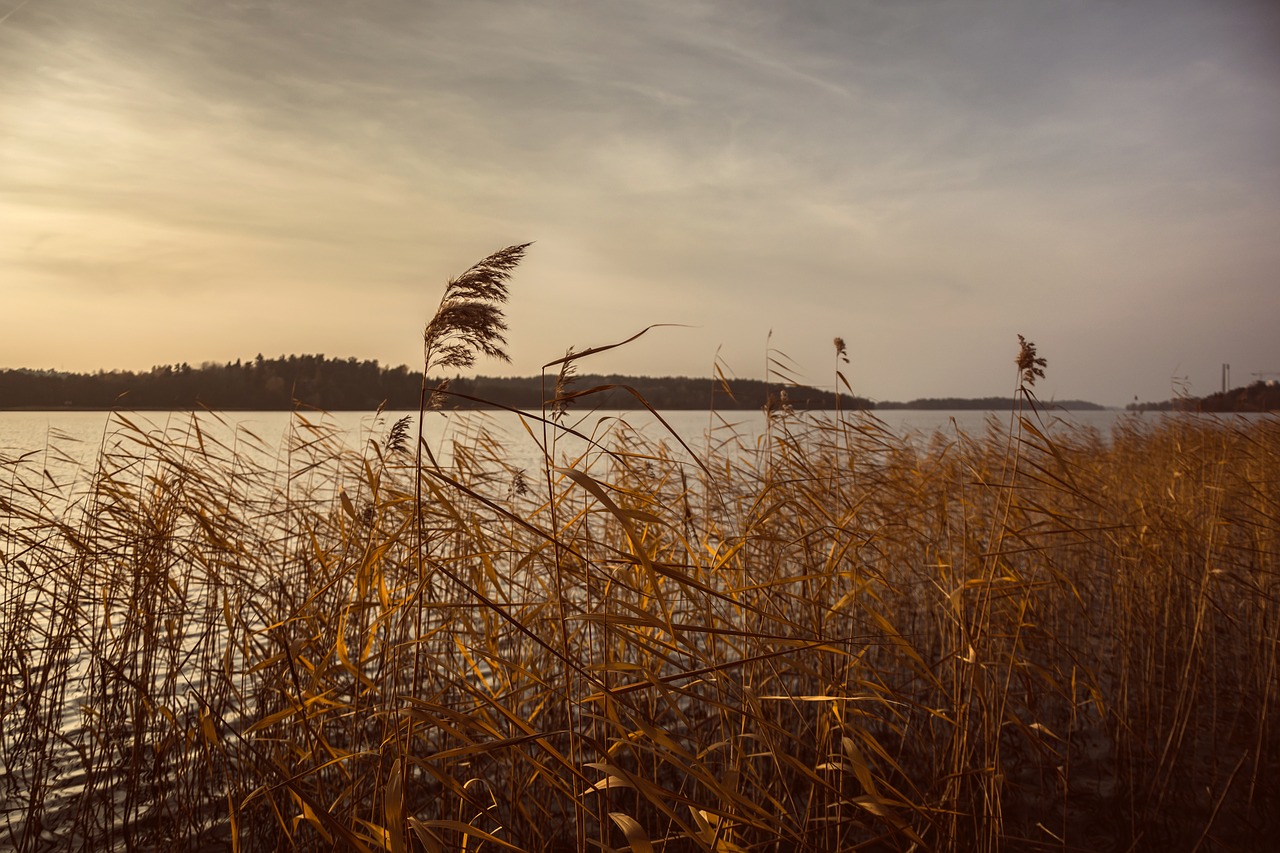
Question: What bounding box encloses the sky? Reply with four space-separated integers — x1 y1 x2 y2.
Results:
2 0 1278 406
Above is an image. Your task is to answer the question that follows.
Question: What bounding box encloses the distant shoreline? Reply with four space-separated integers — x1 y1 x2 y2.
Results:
29 355 1277 412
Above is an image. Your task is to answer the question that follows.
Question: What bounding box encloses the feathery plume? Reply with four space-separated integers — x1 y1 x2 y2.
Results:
428 378 451 410
385 415 412 453
423 243 531 372
551 346 577 423
1016 334 1047 387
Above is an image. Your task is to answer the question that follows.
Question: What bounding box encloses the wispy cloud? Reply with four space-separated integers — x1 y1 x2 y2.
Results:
1 0 1277 401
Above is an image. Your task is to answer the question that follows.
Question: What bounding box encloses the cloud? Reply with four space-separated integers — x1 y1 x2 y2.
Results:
1 0 1278 402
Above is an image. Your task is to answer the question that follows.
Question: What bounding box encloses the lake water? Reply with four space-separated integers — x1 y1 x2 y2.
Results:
5 406 1203 527
4 406 1263 512
0 406 1133 466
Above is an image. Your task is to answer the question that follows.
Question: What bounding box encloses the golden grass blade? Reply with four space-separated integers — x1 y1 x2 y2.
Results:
607 812 655 853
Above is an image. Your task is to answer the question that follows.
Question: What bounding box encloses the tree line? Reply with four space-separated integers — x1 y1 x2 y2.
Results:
876 396 1105 411
1127 380 1280 413
0 354 871 411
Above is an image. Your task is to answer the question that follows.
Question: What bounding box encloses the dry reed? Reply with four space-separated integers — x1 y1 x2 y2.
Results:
1 257 1276 851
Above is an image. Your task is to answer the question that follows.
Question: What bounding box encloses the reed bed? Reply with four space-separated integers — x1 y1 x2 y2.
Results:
1 247 1277 850
1 401 1275 852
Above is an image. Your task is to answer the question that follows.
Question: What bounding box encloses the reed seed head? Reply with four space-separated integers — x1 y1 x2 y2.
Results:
423 242 531 372
385 415 412 453
508 468 529 499
428 377 451 410
551 346 577 423
1016 334 1047 387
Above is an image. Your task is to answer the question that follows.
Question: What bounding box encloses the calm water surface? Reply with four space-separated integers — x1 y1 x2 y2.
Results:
0 407 1137 474
0 407 1188 450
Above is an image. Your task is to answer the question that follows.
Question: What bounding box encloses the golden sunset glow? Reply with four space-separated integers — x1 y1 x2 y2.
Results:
2 0 1278 403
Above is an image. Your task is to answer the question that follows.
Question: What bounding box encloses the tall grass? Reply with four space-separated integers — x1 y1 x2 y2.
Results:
1 250 1277 851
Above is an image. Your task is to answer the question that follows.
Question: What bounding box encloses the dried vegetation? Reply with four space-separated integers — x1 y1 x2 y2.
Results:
1 248 1277 851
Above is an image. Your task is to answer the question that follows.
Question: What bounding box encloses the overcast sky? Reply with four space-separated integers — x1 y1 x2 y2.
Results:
3 0 1278 405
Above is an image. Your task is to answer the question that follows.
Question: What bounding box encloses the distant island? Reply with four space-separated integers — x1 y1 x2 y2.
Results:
0 355 1148 413
0 354 870 412
18 355 1277 413
1128 380 1280 413
23 354 1252 413
875 397 1106 411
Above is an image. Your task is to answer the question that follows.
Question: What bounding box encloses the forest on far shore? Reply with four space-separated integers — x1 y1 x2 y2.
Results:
9 354 1272 412
0 354 871 411
1126 380 1280 413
